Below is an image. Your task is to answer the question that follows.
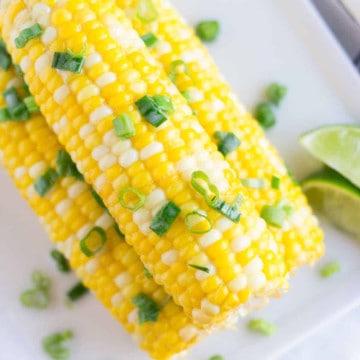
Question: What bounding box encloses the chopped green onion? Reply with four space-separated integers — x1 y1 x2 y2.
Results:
80 226 107 257
56 150 83 180
266 83 287 106
113 113 136 139
275 199 294 216
50 250 71 273
3 86 29 121
319 261 341 278
0 108 10 122
32 270 51 290
114 223 125 239
42 330 73 360
241 178 266 189
254 102 276 130
132 293 160 323
188 264 210 273
144 267 153 279
67 282 89 301
153 95 175 115
137 0 158 23
15 23 43 48
260 205 286 228
34 168 59 196
52 51 85 74
90 189 107 210
141 32 158 47
185 211 212 234
209 356 225 360
169 60 190 84
214 131 241 156
119 186 146 211
191 171 219 207
212 197 242 223
20 270 51 309
0 40 12 71
271 175 281 190
67 43 87 58
20 289 50 309
135 95 168 127
150 201 181 236
196 20 220 42
248 319 277 335
23 96 39 114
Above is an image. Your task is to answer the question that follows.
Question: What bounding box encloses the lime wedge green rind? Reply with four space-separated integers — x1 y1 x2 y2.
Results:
302 167 360 239
300 125 360 188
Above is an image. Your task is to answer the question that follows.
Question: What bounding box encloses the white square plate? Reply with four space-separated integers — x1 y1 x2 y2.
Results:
1 1 360 359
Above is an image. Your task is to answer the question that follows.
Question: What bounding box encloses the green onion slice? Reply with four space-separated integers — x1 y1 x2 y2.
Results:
137 0 158 23
119 186 146 211
56 150 83 180
275 199 294 216
132 293 160 323
135 95 168 128
248 318 277 335
144 267 153 279
3 86 29 121
191 171 219 207
52 51 85 73
319 261 341 278
24 96 40 114
113 113 136 139
209 355 225 360
254 102 276 130
185 211 212 234
34 168 59 196
260 205 286 228
67 282 89 301
150 201 181 237
214 131 241 156
169 59 190 84
196 20 220 42
188 264 210 273
42 330 73 360
241 178 266 189
20 288 50 309
31 270 51 290
212 197 242 223
80 227 107 257
0 40 12 71
0 108 11 122
50 249 71 273
141 32 158 48
271 175 281 190
266 83 287 106
15 23 43 48
153 95 175 115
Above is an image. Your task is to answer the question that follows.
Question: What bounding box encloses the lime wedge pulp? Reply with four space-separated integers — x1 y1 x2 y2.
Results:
302 167 360 239
300 125 360 188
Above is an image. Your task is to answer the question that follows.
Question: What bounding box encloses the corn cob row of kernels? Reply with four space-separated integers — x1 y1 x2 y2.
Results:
0 66 215 360
0 0 288 326
116 0 324 270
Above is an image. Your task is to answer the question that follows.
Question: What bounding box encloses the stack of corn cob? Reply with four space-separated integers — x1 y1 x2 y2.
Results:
0 0 324 358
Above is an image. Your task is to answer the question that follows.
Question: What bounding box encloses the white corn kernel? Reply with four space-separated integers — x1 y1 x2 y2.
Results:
199 230 222 248
119 149 138 168
161 250 178 266
115 272 132 287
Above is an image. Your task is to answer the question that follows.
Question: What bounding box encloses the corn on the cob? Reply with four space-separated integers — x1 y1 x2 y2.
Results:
0 66 212 360
0 0 287 326
116 0 324 270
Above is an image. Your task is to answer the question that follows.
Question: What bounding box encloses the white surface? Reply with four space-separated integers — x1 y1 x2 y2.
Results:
1 0 360 359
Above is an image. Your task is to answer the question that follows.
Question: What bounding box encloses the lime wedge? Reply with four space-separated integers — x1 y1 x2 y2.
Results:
302 167 360 239
300 125 360 188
